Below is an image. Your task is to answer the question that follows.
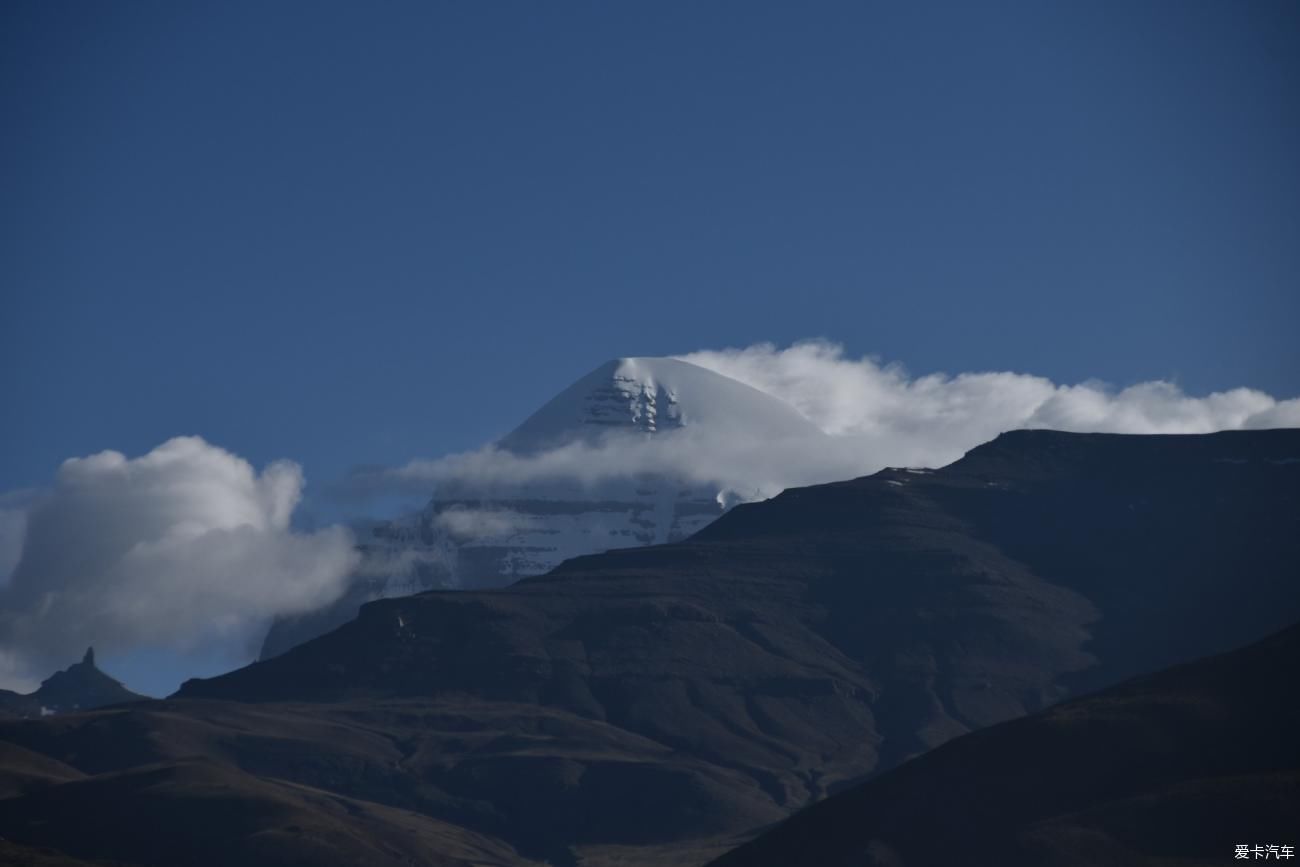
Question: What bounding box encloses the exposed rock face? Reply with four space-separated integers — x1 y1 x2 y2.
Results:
2 430 1297 867
261 357 828 659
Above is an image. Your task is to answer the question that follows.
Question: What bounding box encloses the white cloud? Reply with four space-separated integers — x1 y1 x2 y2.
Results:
352 429 830 504
679 340 1300 432
0 437 358 691
680 340 1300 462
433 507 534 539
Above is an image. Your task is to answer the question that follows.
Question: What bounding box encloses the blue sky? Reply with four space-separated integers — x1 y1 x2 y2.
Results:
4 0 1298 494
2 2 1298 694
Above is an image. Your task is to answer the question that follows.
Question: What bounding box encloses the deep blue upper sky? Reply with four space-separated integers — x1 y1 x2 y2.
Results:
4 0 1298 493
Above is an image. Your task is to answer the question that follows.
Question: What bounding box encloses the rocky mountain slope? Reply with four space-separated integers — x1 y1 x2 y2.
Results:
261 357 827 659
1 429 1297 866
710 622 1300 867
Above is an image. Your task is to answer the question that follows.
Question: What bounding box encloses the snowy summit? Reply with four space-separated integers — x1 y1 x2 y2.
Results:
498 357 823 453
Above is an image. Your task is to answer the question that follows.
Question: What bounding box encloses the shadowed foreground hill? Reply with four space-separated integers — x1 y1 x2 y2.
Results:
0 737 542 867
710 623 1300 867
1 430 1298 866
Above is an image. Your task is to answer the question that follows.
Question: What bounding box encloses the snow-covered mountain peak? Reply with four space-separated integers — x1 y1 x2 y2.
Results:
498 357 822 454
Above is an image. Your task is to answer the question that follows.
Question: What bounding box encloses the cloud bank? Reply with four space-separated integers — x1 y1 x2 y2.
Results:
679 340 1300 459
356 341 1300 504
0 437 357 692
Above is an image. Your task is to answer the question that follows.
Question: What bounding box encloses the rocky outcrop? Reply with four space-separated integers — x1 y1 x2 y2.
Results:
0 648 145 718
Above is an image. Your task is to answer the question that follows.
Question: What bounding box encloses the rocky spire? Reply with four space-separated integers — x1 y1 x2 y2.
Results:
82 646 95 667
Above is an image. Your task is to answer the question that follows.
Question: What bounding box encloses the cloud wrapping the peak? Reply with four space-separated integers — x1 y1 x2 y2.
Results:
0 437 358 690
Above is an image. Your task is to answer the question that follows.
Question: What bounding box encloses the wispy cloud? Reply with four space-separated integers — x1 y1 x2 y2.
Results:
433 506 535 540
